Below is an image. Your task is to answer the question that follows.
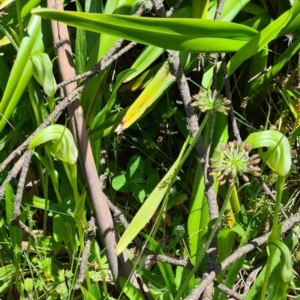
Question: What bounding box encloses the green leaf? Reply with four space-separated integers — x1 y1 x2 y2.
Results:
82 284 101 300
5 183 23 248
75 0 87 75
115 114 209 255
144 234 177 296
91 69 136 129
0 14 42 133
130 182 145 203
116 61 175 133
119 277 144 300
112 173 130 192
124 46 164 82
24 278 34 293
268 240 293 283
227 0 300 76
89 109 128 141
31 9 257 53
128 155 144 180
145 171 160 195
115 153 180 255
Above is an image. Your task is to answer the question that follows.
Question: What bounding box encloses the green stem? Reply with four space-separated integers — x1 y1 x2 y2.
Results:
64 162 85 250
260 175 285 299
175 185 234 300
15 0 23 38
192 0 209 19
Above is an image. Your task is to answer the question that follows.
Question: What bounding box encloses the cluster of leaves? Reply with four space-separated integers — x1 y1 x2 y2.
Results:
0 0 300 299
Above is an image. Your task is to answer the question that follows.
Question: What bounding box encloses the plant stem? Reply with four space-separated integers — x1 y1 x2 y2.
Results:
260 175 285 299
15 0 23 38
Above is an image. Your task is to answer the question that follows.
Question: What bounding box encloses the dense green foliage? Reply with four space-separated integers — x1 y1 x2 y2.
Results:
0 0 300 299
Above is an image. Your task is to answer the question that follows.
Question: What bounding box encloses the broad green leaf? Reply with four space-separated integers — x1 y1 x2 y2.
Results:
227 0 300 76
99 0 139 59
81 285 100 300
112 173 130 192
121 63 163 92
188 164 207 265
115 114 210 255
124 46 164 82
128 155 144 180
130 183 145 203
31 9 257 53
5 183 23 248
115 143 185 255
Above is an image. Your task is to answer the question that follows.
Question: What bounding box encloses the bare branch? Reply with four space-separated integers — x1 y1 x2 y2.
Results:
75 217 96 289
166 0 183 17
10 150 36 242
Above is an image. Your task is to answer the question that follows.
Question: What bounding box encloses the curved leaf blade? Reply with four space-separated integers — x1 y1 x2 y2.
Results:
31 9 257 53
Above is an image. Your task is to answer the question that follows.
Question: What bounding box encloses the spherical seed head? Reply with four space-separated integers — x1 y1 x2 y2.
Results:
210 140 261 186
192 88 231 115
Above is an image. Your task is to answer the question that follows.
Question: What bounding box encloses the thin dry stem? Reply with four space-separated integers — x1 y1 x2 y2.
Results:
75 217 96 289
0 152 26 200
166 0 183 17
10 150 36 241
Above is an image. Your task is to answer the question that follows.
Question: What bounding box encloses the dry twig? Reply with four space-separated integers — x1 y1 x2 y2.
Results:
75 217 96 289
10 150 36 241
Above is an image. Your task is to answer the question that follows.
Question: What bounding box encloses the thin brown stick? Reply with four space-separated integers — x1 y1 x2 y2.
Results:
166 0 183 17
75 216 96 289
98 176 151 296
10 150 36 241
200 1 228 297
214 283 245 300
49 0 119 282
0 152 26 200
151 0 166 17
